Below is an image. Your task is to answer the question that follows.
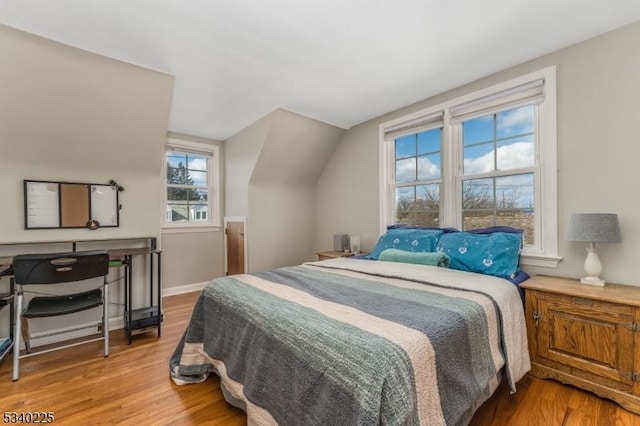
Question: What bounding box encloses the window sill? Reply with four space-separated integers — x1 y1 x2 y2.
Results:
161 224 222 234
520 253 562 268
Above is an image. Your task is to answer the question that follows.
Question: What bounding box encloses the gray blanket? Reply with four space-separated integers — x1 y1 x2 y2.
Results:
170 258 530 426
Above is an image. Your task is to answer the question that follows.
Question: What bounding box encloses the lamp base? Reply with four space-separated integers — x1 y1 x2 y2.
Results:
580 243 605 286
580 276 605 286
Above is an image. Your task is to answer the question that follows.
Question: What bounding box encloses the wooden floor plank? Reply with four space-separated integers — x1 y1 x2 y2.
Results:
1 291 639 425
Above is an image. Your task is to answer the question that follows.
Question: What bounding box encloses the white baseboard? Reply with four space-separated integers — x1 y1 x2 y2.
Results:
162 281 209 297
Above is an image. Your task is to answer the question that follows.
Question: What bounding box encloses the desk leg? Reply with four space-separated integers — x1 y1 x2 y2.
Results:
103 277 109 357
127 255 133 345
149 251 154 336
123 260 128 342
12 291 23 382
157 252 162 338
9 277 14 344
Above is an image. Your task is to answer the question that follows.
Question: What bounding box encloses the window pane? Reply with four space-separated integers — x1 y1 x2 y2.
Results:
394 185 440 226
395 134 416 160
189 171 208 186
418 154 441 180
417 128 441 155
496 135 534 171
462 209 496 230
196 189 208 202
166 166 180 185
463 143 494 175
396 158 416 183
187 155 208 172
462 174 534 246
167 162 197 185
496 174 533 210
167 202 189 223
462 178 493 210
416 184 439 210
415 184 440 226
166 153 187 169
463 116 493 146
167 187 189 201
496 105 534 139
190 203 208 221
395 186 415 223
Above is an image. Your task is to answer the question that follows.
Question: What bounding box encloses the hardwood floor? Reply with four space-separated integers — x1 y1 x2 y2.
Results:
0 291 639 425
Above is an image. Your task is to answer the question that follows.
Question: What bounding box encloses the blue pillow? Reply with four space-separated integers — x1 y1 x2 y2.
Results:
435 231 522 278
367 228 444 260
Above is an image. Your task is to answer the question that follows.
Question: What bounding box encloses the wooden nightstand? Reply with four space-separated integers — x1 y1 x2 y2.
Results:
521 275 640 414
315 251 363 261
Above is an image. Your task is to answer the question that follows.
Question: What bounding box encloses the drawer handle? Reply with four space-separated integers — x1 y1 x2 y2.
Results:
571 296 593 306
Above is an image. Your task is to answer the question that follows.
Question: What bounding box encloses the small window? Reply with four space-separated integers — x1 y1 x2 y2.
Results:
163 139 219 228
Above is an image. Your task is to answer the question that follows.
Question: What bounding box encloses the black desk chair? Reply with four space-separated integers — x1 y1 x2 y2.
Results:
12 250 110 381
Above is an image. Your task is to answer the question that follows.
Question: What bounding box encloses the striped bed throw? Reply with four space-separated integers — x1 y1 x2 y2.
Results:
170 258 530 426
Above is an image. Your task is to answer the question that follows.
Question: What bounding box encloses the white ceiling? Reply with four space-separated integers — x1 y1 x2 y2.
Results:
2 1 640 141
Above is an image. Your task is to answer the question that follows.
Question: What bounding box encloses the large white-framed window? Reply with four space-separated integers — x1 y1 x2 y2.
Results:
380 66 560 267
163 138 220 229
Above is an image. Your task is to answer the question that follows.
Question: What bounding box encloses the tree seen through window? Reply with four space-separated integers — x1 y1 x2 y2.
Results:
166 152 209 222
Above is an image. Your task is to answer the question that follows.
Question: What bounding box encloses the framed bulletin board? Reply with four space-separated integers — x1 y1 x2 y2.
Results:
24 180 120 229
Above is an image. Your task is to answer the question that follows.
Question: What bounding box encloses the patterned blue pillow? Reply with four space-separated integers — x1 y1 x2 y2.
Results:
435 231 522 278
367 228 444 260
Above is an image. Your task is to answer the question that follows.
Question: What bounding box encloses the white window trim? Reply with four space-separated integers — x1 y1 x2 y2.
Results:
379 66 560 268
162 138 221 230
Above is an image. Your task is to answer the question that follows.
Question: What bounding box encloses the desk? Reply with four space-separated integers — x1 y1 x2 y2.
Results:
0 237 162 349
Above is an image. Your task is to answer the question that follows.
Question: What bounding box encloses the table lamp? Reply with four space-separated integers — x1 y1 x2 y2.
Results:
567 213 620 286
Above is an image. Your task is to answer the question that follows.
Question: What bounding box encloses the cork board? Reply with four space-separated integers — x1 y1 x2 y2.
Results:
60 183 90 227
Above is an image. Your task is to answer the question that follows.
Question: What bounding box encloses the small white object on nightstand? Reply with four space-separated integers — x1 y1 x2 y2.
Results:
349 235 361 254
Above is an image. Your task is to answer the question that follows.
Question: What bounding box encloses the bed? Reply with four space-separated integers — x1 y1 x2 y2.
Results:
170 256 530 426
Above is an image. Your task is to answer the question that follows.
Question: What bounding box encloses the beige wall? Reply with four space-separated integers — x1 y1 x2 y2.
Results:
162 132 226 288
161 230 224 286
315 21 640 286
249 184 316 272
0 25 174 242
226 109 344 272
315 121 381 254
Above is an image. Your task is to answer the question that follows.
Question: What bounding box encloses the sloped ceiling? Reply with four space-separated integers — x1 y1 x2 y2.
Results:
1 1 640 140
250 110 345 188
